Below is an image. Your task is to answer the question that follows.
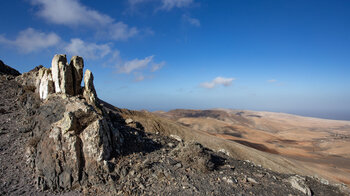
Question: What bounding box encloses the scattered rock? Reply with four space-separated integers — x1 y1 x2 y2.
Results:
247 177 258 184
170 134 182 142
223 176 235 184
285 175 312 196
218 149 230 156
125 118 134 124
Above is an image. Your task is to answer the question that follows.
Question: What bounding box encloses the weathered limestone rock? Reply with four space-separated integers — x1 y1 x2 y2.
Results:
39 69 54 100
83 69 97 105
70 56 84 95
20 55 97 103
51 54 67 93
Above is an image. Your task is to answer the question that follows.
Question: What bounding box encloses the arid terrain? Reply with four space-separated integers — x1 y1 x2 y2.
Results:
155 109 350 186
1 57 349 195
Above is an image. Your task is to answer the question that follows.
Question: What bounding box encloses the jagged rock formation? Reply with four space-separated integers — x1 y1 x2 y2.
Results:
15 54 120 191
16 54 93 101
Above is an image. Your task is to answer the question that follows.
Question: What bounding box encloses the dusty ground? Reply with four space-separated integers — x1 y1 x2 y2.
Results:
155 109 350 186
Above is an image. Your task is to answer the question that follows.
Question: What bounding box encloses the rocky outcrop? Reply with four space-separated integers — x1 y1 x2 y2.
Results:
18 54 121 191
17 54 92 101
51 54 82 96
32 95 117 190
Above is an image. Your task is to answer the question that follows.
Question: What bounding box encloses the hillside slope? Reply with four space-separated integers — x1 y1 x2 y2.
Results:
154 109 350 186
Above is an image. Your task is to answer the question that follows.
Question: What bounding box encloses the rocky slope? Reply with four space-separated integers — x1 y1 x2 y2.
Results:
0 56 348 195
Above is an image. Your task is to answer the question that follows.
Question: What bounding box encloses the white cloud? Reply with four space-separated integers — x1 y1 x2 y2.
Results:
201 77 235 89
118 55 154 74
64 38 112 59
30 0 113 26
30 0 138 41
268 79 277 83
109 22 139 41
182 14 200 27
117 55 165 74
0 28 60 53
151 61 166 72
160 0 194 10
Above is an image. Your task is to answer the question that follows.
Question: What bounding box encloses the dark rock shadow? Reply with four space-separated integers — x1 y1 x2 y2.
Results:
100 99 162 157
230 140 279 154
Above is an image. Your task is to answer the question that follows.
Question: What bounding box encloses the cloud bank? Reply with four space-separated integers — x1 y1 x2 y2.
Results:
30 0 138 41
0 28 60 53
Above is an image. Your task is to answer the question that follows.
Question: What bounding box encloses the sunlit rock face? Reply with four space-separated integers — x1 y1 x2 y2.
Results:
51 54 85 97
38 68 54 100
19 54 120 191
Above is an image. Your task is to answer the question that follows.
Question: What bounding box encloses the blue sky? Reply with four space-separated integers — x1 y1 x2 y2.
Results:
0 0 349 120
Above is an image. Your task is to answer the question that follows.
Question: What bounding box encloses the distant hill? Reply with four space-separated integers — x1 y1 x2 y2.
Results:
154 109 350 186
